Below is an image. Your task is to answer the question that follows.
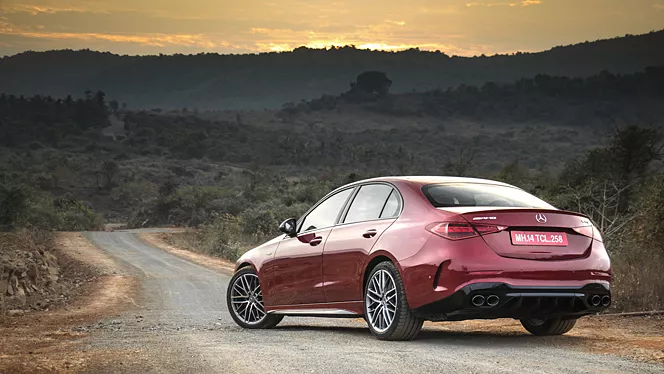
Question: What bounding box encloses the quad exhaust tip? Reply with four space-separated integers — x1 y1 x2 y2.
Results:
590 295 601 307
601 295 611 307
471 294 500 307
486 295 500 307
471 295 485 307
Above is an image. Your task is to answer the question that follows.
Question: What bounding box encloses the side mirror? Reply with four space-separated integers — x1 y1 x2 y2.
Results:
278 218 297 237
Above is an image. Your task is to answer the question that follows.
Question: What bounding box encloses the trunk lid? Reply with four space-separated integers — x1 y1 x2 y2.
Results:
444 207 594 260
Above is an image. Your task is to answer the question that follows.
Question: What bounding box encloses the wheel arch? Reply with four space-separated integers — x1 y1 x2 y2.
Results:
361 251 402 293
235 261 254 272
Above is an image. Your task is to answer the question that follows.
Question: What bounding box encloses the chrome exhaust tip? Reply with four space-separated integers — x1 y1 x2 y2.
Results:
590 295 601 307
486 295 500 307
471 295 485 307
601 295 611 307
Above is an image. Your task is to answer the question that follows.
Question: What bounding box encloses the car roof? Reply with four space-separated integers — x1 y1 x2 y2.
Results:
350 176 516 188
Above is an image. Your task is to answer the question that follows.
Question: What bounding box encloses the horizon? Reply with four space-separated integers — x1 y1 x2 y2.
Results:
2 29 663 59
2 0 664 58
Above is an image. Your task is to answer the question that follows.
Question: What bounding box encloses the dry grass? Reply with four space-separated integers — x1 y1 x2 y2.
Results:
610 248 664 312
0 228 52 253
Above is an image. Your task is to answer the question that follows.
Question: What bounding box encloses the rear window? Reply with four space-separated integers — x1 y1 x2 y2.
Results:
422 183 554 209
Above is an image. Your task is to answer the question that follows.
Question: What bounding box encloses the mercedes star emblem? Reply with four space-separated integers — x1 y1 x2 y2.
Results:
535 213 547 223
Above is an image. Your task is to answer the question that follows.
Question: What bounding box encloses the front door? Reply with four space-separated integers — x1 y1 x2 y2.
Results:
267 187 355 306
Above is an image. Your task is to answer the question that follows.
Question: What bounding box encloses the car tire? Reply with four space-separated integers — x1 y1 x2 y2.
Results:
364 261 423 341
227 267 283 329
520 317 577 336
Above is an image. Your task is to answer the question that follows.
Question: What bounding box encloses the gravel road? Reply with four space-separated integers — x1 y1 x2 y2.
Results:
82 231 663 374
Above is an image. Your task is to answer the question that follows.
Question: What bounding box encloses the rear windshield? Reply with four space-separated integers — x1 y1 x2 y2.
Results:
422 183 554 209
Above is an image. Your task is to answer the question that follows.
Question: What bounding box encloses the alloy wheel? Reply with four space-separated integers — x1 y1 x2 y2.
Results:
230 273 267 325
365 269 398 333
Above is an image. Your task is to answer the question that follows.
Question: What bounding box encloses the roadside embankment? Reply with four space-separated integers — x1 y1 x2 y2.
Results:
0 232 138 373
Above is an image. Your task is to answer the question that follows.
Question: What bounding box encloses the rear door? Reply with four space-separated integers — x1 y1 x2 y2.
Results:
322 184 401 303
268 188 354 306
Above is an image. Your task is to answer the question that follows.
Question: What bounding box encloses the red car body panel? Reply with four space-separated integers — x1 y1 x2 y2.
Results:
235 176 612 319
399 234 611 310
322 218 396 303
265 228 331 306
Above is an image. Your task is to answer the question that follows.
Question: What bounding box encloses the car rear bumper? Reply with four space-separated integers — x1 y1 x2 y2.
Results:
411 282 611 321
398 234 612 310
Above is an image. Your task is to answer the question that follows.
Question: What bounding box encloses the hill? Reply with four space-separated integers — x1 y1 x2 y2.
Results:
1 30 663 110
2 67 662 203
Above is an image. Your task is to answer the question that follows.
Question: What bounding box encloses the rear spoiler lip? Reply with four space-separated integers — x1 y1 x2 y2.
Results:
435 207 590 220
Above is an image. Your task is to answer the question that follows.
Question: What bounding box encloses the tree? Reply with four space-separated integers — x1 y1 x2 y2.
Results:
562 126 663 210
562 180 634 249
444 148 476 177
0 183 29 230
98 161 120 190
353 71 392 97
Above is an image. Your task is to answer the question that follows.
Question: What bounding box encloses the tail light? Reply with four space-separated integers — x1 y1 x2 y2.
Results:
426 222 506 241
572 225 604 242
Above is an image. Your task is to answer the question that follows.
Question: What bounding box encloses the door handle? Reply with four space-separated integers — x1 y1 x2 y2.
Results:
309 236 323 246
363 229 377 238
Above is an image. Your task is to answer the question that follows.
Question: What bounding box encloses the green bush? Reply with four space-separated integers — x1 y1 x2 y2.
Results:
111 180 159 205
197 214 246 261
0 181 103 231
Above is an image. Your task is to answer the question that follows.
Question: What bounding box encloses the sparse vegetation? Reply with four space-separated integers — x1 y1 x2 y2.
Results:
1 36 663 312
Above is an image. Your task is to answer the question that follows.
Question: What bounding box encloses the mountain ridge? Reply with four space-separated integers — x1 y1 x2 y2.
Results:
1 30 663 110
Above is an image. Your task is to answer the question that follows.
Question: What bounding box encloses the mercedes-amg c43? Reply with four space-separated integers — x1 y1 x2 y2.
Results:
226 176 611 340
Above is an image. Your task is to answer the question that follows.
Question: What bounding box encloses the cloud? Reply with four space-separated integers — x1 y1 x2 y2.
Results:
386 20 406 26
0 4 106 15
466 0 541 7
248 25 492 56
0 2 217 21
0 24 223 49
521 0 542 6
0 11 508 58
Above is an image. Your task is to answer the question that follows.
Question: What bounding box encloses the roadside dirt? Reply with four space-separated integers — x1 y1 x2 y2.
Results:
0 233 139 373
427 315 664 364
137 231 664 365
138 232 235 275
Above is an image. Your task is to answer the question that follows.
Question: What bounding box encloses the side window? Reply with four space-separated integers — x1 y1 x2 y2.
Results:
299 189 353 232
380 190 401 218
344 184 394 224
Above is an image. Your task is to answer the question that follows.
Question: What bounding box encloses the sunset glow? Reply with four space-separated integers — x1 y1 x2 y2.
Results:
1 0 663 57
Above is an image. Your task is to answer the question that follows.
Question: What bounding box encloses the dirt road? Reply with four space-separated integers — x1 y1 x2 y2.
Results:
81 231 664 373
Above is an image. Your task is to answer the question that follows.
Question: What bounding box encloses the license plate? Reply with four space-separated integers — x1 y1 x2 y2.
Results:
510 231 568 246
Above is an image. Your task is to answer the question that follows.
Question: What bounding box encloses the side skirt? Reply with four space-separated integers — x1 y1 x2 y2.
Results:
267 301 363 317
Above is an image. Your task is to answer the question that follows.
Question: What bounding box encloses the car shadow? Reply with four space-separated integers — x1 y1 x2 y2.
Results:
274 324 370 337
273 323 585 348
416 328 584 348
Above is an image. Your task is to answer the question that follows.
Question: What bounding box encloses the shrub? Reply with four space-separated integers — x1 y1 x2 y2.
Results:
1 182 103 232
111 181 159 205
197 214 246 261
610 174 664 311
0 183 29 231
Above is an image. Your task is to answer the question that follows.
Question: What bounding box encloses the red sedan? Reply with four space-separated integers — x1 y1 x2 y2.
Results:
226 176 612 340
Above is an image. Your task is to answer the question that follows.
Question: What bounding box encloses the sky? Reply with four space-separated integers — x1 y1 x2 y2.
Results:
0 0 663 57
